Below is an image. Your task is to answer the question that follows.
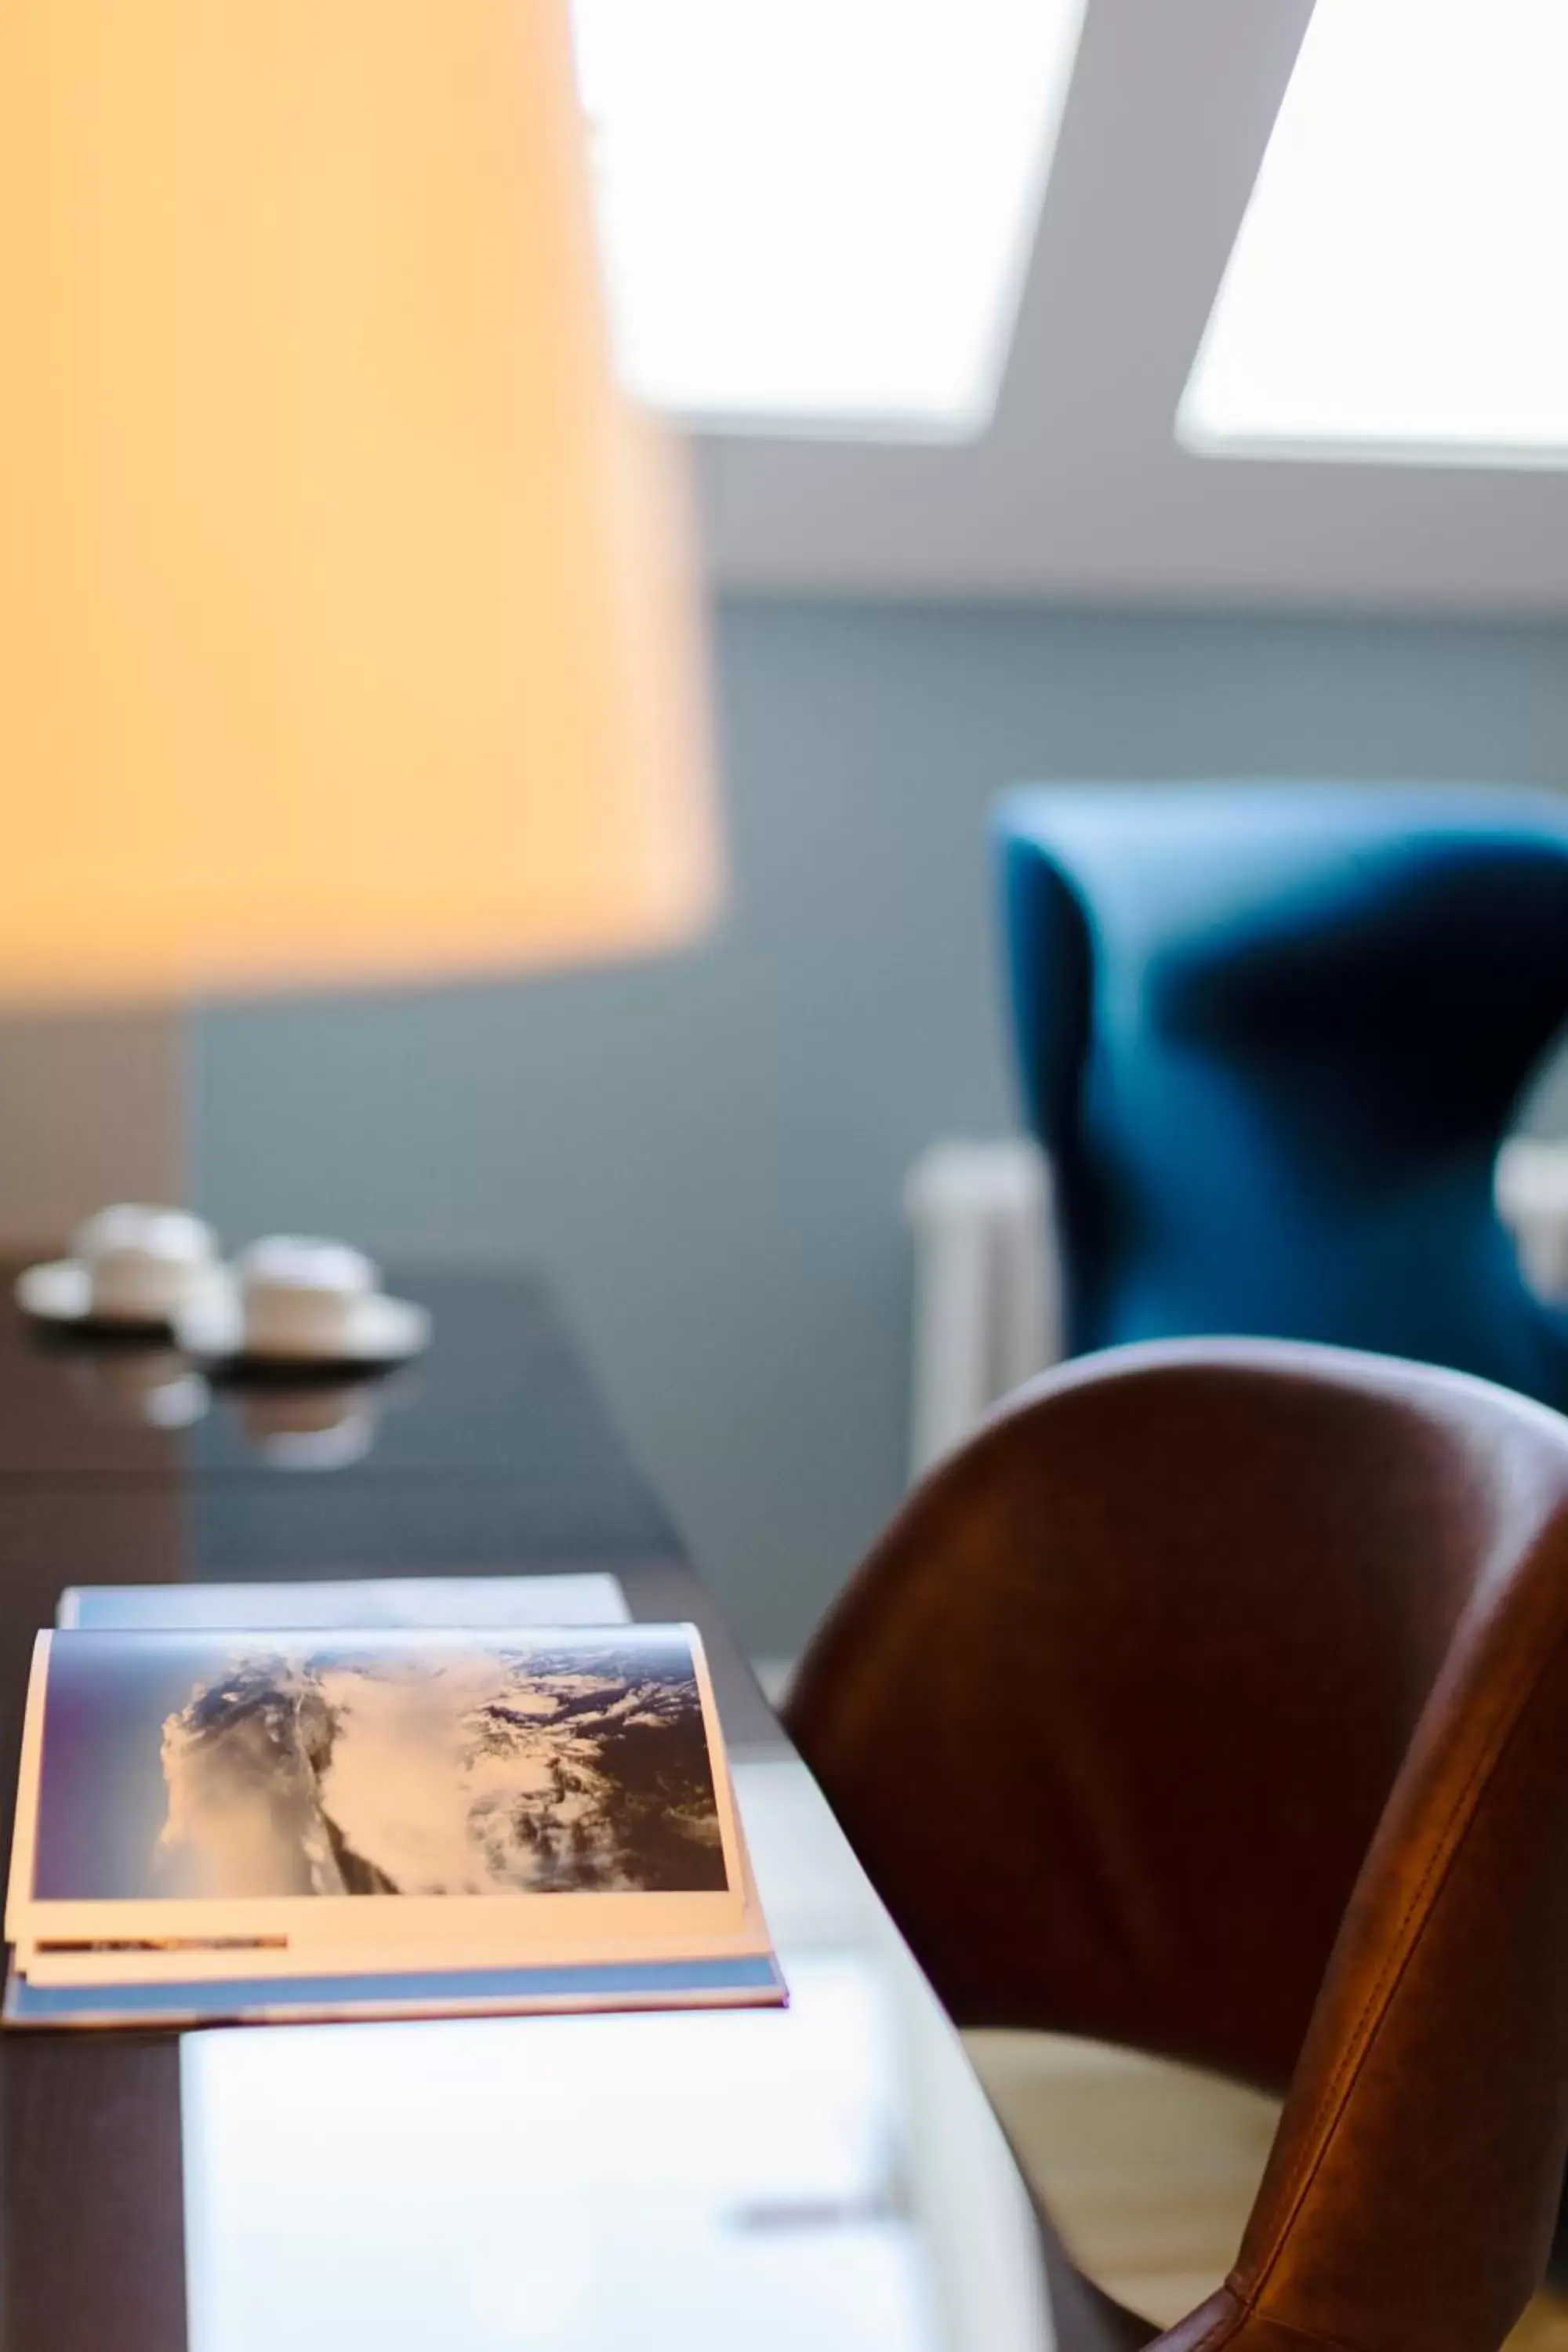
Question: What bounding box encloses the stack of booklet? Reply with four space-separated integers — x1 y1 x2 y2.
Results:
5 1575 781 2029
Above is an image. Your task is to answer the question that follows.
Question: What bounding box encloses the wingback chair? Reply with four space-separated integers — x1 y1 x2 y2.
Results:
786 1338 1568 2352
994 785 1568 1405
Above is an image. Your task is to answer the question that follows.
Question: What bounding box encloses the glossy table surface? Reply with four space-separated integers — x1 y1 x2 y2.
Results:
0 1261 1063 2352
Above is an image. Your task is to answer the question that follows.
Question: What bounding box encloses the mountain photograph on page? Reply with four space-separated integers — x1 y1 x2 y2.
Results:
33 1629 729 1904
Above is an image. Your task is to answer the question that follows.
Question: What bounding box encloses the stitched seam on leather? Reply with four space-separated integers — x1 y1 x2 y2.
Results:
1244 1599 1568 2292
1223 2288 1384 2352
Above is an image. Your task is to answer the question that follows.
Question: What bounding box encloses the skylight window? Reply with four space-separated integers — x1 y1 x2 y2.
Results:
1179 0 1568 466
570 0 1087 440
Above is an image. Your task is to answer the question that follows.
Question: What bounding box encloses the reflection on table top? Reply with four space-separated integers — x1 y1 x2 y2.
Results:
180 1757 1051 2352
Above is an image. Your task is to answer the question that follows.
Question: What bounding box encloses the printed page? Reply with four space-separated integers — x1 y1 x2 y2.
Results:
11 1624 751 1984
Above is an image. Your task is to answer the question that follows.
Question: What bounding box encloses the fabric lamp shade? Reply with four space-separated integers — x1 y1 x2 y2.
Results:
0 0 719 1000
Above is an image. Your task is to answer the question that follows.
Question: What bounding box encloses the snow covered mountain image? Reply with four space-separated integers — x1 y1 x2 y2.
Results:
145 1631 728 1901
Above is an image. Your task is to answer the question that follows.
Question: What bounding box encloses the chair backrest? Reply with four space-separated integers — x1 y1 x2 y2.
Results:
787 1339 1568 2352
994 783 1568 1403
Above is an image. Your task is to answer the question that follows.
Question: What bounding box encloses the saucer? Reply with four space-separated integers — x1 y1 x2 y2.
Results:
15 1257 233 1335
174 1286 431 1371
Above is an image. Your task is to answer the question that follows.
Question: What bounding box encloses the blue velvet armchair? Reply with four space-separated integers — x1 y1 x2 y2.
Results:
995 784 1568 1405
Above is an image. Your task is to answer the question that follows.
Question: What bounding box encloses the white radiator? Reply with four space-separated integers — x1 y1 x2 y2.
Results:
904 1133 1568 1479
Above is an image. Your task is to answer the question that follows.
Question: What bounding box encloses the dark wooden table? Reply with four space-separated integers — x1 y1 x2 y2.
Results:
0 1261 1066 2352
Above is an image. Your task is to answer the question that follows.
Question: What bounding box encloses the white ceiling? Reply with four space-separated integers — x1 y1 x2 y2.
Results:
691 0 1568 612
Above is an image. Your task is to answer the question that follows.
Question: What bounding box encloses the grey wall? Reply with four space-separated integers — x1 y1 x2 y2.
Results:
191 597 1568 1653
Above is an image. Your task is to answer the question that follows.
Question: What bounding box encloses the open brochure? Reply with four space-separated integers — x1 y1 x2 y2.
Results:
5 1618 781 2029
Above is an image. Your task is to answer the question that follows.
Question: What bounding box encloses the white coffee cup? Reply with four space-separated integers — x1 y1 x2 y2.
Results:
71 1204 221 1324
235 1236 380 1357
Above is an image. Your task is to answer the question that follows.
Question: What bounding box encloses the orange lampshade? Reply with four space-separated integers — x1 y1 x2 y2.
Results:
0 0 719 1000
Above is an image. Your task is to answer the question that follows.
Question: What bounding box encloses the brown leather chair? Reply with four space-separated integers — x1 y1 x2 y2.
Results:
786 1338 1568 2352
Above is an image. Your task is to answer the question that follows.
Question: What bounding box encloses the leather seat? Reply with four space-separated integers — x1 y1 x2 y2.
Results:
786 1339 1568 2352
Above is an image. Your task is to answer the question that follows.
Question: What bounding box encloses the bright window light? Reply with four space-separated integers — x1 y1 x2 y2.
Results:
570 0 1087 440
1179 0 1568 466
